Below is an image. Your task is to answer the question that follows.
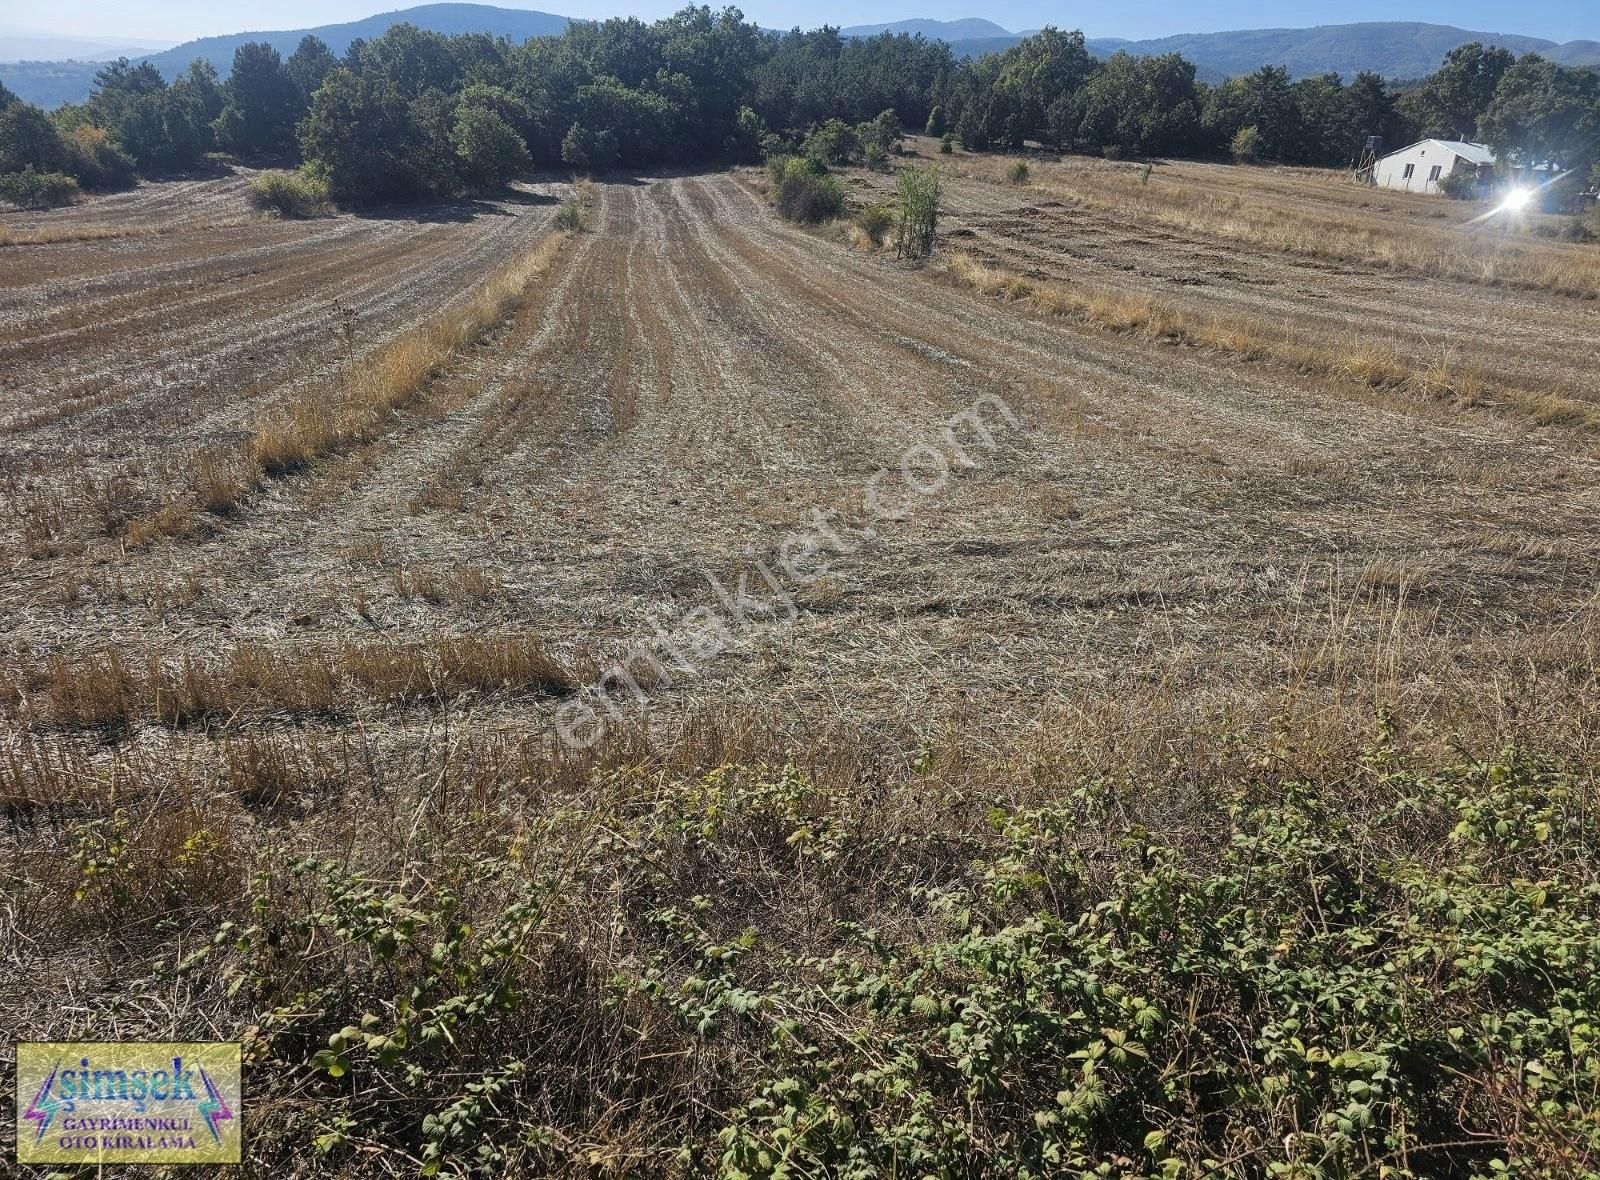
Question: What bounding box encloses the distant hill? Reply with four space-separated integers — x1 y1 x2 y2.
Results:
0 32 173 63
1 3 570 108
841 18 1011 41
1076 22 1600 81
135 3 568 75
841 20 1600 79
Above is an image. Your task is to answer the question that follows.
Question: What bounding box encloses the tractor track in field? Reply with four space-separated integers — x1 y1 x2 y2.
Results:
879 170 1600 402
0 177 572 470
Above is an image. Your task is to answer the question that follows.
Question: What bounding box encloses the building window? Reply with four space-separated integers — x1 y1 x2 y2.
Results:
1402 163 1415 179
1428 165 1443 182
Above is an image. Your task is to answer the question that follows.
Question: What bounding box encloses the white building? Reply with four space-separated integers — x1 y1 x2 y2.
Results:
1371 139 1496 195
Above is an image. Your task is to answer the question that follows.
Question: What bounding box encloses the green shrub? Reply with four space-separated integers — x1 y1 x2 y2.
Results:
552 198 586 231
893 163 941 259
1230 124 1261 163
247 171 331 218
1438 168 1480 200
712 746 1600 1178
924 104 946 137
939 132 954 154
769 155 845 224
64 124 136 190
854 202 894 245
451 105 529 192
0 167 79 209
802 118 860 166
1006 159 1030 185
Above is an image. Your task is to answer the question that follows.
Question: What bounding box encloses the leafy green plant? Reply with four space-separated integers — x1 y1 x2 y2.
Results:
854 202 894 245
802 118 860 166
552 198 586 231
1438 168 1481 200
768 155 845 224
894 163 942 259
247 171 330 217
1231 124 1262 163
0 166 78 208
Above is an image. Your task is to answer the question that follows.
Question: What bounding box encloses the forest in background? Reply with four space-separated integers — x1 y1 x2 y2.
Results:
1 7 1596 207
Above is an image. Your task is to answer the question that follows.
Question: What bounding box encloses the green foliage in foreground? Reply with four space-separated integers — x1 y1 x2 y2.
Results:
155 732 1600 1177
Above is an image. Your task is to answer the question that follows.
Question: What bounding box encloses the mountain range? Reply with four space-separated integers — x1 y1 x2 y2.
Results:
4 8 1597 109
0 27 174 63
837 17 1600 81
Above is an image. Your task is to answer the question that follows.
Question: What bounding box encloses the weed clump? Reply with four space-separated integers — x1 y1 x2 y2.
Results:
854 202 894 246
0 167 79 209
768 155 846 225
552 198 586 231
894 163 942 259
247 172 331 218
1006 159 1030 186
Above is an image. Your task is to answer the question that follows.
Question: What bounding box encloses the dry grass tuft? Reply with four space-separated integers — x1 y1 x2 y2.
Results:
20 634 572 731
0 222 141 247
45 650 139 729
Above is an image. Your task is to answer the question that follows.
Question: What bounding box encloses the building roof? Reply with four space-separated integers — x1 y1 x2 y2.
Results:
1383 139 1498 166
1431 140 1497 166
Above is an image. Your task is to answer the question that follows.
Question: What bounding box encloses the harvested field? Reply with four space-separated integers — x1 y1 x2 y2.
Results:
3 158 1599 1175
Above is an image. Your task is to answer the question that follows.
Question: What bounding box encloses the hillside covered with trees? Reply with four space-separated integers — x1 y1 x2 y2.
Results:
2 6 1598 209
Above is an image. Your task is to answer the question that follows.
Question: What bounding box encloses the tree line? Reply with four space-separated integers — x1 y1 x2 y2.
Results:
2 7 1597 208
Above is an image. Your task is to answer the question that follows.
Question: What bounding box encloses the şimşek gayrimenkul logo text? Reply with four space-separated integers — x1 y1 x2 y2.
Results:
15 1042 242 1166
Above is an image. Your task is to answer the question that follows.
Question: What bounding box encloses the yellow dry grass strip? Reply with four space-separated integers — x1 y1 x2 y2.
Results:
246 229 571 479
957 157 1600 300
4 634 575 731
936 251 1600 431
122 229 571 546
0 222 145 247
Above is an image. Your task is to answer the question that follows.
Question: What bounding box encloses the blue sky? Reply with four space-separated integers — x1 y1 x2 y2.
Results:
19 0 1599 47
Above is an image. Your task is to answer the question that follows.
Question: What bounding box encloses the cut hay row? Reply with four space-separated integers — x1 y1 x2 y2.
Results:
936 251 1600 431
955 154 1600 300
2 633 575 732
120 228 572 545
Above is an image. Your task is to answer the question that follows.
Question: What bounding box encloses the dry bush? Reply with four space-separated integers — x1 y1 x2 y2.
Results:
224 733 310 808
448 564 505 603
195 451 254 514
228 644 340 715
148 653 230 726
